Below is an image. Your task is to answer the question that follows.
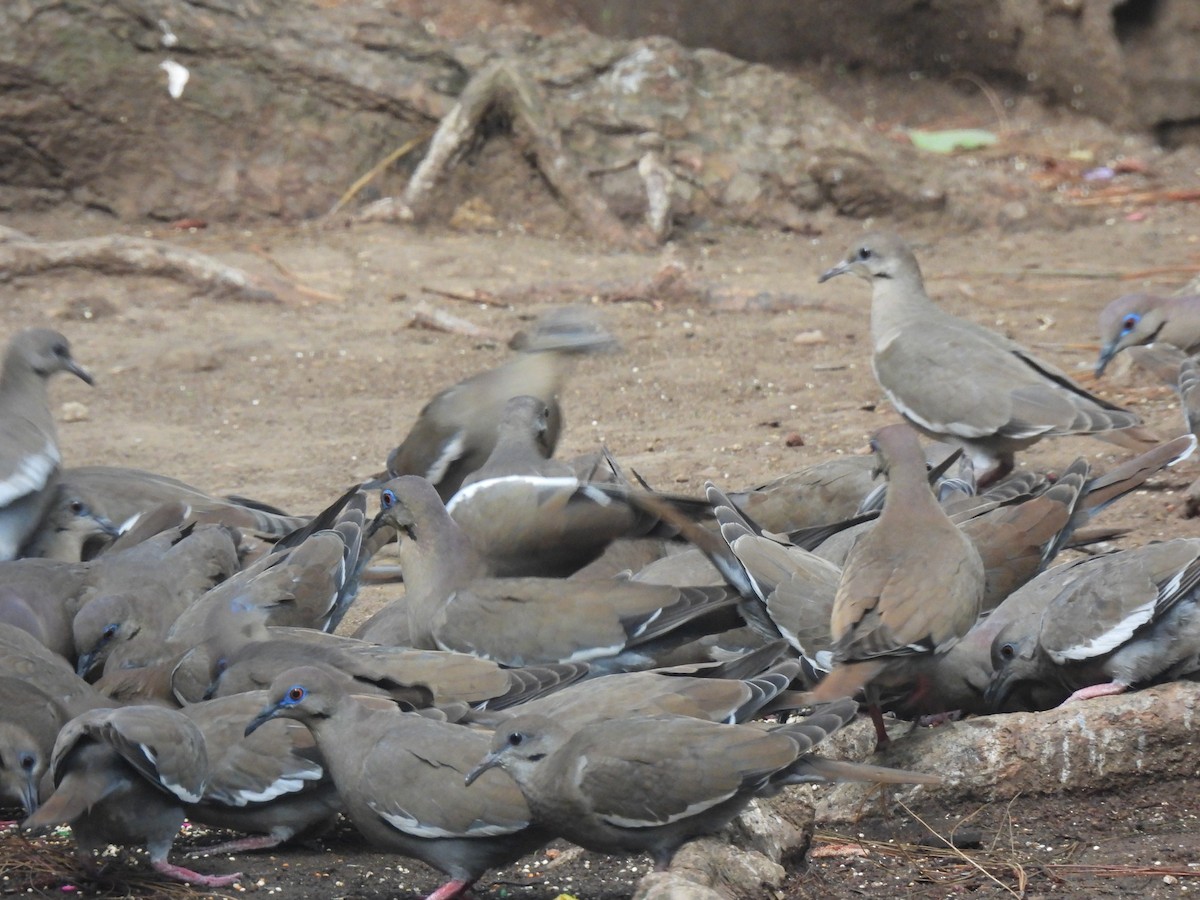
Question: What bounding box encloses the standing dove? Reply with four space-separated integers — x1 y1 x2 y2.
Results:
0 329 93 559
23 705 241 887
247 664 553 900
466 699 938 870
819 233 1157 484
806 423 985 742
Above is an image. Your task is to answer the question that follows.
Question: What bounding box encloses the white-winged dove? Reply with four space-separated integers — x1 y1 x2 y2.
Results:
446 396 705 578
0 675 69 815
59 464 309 544
900 554 1098 718
164 486 369 656
985 538 1200 709
1172 357 1200 518
806 423 985 742
0 623 112 718
384 308 617 500
819 232 1158 485
368 476 740 670
18 482 119 561
813 434 1193 613
1096 292 1200 376
1179 355 1200 437
23 705 241 887
179 691 342 854
729 442 962 537
0 329 92 560
958 435 1195 610
629 481 840 686
179 600 587 712
468 653 808 733
727 456 883 535
71 523 242 679
246 664 553 900
465 698 938 870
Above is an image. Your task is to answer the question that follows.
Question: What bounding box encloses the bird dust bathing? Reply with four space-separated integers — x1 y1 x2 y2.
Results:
8 2 1200 900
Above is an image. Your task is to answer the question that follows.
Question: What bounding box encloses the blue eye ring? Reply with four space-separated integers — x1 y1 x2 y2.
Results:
101 623 119 640
380 488 397 510
284 685 307 705
1120 312 1141 335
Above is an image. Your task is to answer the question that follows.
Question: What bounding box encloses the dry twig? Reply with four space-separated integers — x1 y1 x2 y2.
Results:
405 300 505 341
326 131 434 218
1065 187 1200 206
420 285 510 308
0 235 324 305
895 798 1024 897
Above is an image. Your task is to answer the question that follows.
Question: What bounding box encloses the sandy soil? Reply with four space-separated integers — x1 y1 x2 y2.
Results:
6 37 1200 900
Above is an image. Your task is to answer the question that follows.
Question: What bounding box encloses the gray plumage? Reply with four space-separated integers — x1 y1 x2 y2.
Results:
0 328 92 560
806 423 985 736
366 476 740 670
447 396 701 578
23 705 241 887
985 538 1200 709
0 676 70 815
384 308 617 499
180 691 342 854
1096 292 1200 375
466 699 936 870
246 664 552 900
19 482 119 561
820 232 1157 484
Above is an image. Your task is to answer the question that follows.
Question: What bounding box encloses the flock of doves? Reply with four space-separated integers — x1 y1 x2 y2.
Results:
2 230 1200 898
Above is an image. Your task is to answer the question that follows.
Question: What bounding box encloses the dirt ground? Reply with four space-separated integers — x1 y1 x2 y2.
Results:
6 20 1200 899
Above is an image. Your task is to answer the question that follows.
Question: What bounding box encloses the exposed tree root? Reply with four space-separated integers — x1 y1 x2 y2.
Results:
0 234 338 305
348 60 656 248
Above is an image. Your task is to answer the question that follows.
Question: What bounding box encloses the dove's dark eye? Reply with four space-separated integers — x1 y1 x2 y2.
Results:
102 623 119 641
1120 313 1141 335
507 731 525 747
999 642 1016 661
380 489 396 510
18 753 35 772
857 246 874 261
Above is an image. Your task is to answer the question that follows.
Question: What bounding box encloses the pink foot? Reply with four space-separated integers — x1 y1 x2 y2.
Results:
188 834 283 857
426 878 472 900
151 859 242 887
1062 682 1128 704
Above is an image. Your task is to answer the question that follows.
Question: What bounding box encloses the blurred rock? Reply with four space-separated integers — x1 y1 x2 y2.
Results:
817 680 1200 824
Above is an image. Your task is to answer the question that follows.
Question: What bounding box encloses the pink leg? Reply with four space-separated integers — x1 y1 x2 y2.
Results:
867 704 891 749
1062 682 1128 704
188 834 283 857
151 859 242 887
425 879 473 900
